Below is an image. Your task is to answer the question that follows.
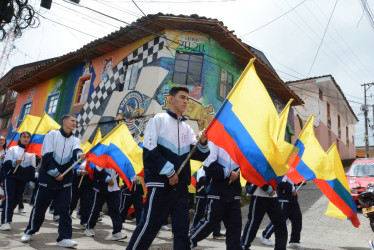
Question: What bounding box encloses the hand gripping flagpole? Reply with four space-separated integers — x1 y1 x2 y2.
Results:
13 152 25 174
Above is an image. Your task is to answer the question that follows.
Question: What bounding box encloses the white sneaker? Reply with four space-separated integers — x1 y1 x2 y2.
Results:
53 215 60 221
111 232 127 241
21 234 31 243
259 235 273 246
57 239 78 248
289 242 306 249
1 223 11 231
18 208 26 214
161 225 171 231
85 228 95 237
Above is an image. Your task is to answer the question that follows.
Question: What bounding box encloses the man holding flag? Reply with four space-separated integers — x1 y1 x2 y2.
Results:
21 114 85 248
126 86 210 250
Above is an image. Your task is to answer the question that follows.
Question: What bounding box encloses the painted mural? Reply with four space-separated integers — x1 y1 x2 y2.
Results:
75 30 294 143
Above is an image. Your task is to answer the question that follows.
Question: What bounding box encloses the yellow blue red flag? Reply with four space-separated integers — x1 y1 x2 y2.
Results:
8 115 40 148
206 58 287 189
26 113 60 157
314 143 360 227
86 123 143 190
287 114 335 183
84 128 102 179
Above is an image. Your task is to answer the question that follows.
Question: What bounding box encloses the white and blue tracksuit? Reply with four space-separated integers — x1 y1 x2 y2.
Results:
24 128 82 242
189 142 242 249
86 166 123 235
240 184 288 250
126 109 210 250
1 143 36 224
262 176 302 244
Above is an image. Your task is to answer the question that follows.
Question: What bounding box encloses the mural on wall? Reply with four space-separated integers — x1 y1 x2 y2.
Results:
74 31 293 144
116 90 152 136
76 36 166 142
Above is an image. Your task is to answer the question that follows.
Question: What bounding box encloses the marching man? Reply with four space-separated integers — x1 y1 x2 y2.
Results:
126 86 210 250
21 114 85 248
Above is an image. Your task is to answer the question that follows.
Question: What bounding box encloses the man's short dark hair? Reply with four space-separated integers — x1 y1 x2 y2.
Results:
169 86 189 97
62 113 76 122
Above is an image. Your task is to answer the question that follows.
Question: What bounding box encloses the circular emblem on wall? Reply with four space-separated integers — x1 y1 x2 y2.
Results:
116 90 146 134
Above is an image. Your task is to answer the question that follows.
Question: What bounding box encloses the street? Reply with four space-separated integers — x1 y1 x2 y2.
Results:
0 182 372 249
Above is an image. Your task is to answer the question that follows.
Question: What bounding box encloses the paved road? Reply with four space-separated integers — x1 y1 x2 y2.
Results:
0 182 372 249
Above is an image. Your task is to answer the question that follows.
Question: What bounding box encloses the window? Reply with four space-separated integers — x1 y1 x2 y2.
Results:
45 93 59 118
9 91 17 100
319 89 323 100
120 63 139 92
172 52 203 86
2 117 10 129
75 75 91 104
19 102 32 125
327 102 331 129
219 69 234 99
346 126 349 145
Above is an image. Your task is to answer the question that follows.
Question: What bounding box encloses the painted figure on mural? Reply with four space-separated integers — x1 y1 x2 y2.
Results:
101 56 113 81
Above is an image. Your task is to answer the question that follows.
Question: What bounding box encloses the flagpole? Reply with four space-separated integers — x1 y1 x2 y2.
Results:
77 175 84 188
13 152 25 174
176 138 201 175
61 160 81 177
296 181 305 192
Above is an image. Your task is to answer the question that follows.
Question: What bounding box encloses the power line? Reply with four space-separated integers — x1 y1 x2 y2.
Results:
307 0 338 77
240 0 307 37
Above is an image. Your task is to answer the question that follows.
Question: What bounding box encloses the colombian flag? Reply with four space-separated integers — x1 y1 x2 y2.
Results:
26 113 60 157
8 115 40 148
86 122 143 190
286 115 335 184
314 143 360 227
206 58 287 189
84 128 102 179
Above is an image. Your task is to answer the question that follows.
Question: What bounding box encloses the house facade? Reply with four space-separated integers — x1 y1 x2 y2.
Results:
6 14 302 143
287 75 358 160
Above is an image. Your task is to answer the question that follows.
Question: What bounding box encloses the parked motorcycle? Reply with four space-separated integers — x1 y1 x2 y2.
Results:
358 182 374 232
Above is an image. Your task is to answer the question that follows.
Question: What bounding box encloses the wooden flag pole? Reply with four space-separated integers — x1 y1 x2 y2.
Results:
13 152 26 174
77 175 84 189
176 138 201 175
296 181 305 192
61 160 81 177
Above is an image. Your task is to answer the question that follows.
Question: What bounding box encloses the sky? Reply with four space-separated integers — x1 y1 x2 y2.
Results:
1 0 373 147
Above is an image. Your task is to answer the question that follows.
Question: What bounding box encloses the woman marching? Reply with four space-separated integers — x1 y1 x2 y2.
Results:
0 132 36 231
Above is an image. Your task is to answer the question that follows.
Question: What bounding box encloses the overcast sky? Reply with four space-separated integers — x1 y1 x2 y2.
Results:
1 0 373 147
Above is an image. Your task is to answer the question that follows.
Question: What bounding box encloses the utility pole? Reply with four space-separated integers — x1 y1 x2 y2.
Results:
362 83 374 158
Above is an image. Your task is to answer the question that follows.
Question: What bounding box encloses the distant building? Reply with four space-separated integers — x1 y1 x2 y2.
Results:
287 75 358 161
